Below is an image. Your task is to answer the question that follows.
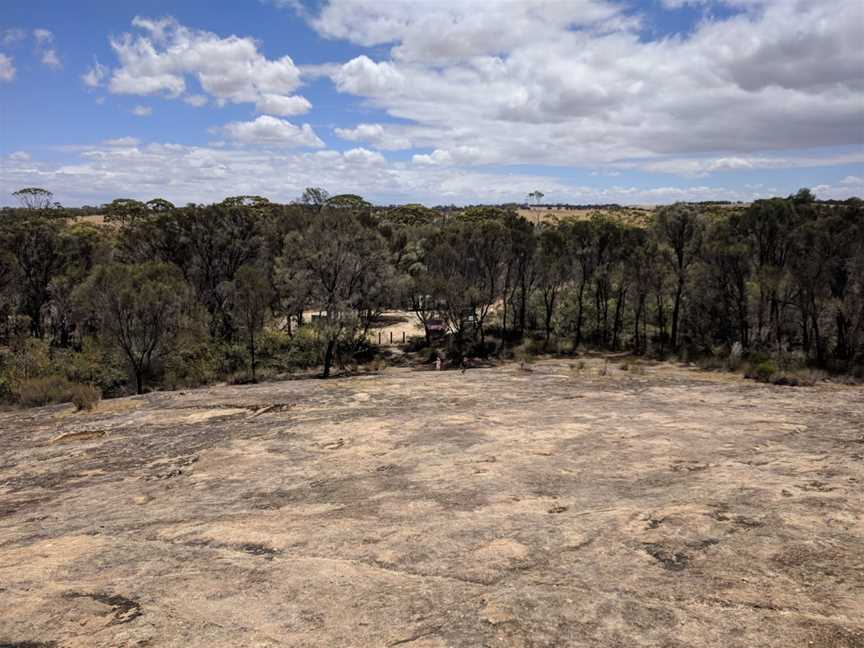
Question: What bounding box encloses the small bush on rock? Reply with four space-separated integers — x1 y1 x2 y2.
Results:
70 383 101 411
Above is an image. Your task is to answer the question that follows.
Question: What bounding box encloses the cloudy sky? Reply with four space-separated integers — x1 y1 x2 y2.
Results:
1 0 862 206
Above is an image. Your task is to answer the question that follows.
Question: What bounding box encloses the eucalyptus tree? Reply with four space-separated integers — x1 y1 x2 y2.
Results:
535 226 568 345
653 204 704 351
300 187 330 211
74 262 192 394
277 208 392 377
0 215 68 337
562 219 597 349
12 187 54 210
225 264 272 382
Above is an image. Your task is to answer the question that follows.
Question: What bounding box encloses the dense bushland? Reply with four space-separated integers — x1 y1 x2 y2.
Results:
1 187 861 406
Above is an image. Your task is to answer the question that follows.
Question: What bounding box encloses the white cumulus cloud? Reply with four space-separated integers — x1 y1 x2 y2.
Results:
215 115 324 148
334 123 412 150
304 0 864 171
105 16 311 116
8 138 855 207
255 94 311 116
103 137 140 147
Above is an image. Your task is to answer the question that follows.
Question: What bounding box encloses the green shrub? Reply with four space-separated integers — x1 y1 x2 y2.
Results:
282 326 324 370
554 338 574 355
258 328 292 356
55 338 127 395
0 338 53 401
69 383 101 411
163 341 218 389
216 342 249 375
747 351 771 366
746 360 777 383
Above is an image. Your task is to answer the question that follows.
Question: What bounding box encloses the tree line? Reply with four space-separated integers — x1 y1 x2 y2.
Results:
1 186 861 404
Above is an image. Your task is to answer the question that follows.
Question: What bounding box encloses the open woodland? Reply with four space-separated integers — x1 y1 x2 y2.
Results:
0 186 862 409
2 192 863 646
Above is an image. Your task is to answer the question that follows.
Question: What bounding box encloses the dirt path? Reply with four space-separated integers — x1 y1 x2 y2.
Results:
0 359 862 647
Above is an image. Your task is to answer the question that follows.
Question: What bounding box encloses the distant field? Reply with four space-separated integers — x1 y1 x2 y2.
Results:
517 206 656 227
70 204 748 230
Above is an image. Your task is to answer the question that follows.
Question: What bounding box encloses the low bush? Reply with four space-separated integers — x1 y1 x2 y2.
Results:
769 369 825 387
12 375 74 407
258 328 292 356
0 338 53 400
342 336 376 364
216 342 249 376
282 327 324 370
163 342 218 389
516 337 548 357
746 359 778 383
69 383 101 411
55 338 127 395
696 354 728 372
554 338 574 355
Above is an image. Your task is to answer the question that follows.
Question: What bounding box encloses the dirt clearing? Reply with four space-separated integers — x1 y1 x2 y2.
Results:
0 359 862 647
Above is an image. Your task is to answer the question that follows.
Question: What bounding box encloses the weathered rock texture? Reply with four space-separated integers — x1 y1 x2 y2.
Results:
1 359 862 647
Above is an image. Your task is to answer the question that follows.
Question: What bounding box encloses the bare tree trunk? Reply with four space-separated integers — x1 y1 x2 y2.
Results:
671 277 684 351
519 273 528 336
612 286 626 351
250 329 257 383
322 337 336 378
574 281 586 350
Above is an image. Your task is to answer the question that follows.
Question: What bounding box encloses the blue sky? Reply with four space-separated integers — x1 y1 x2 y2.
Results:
1 0 862 206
